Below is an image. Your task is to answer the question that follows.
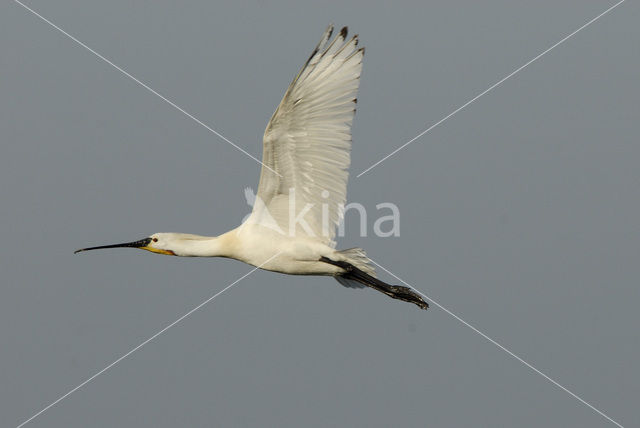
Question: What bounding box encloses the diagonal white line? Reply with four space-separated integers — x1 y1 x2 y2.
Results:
14 0 281 177
357 0 625 177
368 258 625 428
15 252 282 428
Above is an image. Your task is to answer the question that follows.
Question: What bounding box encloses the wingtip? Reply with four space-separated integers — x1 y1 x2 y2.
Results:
326 23 334 38
339 26 348 38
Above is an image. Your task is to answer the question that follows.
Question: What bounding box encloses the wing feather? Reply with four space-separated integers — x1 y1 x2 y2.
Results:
252 25 364 245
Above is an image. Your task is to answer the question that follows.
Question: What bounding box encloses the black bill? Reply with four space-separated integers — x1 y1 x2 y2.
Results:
74 237 151 254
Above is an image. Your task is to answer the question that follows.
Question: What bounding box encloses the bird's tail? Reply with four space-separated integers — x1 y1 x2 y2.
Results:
336 248 376 280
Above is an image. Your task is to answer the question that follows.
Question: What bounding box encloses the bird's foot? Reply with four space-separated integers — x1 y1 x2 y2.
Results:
389 286 429 310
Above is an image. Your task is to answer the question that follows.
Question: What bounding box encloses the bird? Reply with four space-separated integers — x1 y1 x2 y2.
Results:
75 25 429 310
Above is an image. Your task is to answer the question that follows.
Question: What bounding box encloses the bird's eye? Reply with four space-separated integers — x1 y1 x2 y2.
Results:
152 238 158 242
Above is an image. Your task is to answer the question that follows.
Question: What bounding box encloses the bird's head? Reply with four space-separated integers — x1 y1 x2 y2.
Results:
74 233 177 256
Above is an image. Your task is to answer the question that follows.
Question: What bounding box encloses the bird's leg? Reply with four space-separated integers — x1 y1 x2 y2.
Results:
320 257 429 310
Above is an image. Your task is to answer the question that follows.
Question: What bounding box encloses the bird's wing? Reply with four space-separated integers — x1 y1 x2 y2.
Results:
252 25 364 246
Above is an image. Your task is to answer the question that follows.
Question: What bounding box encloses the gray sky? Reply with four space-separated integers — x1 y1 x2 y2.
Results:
1 1 638 427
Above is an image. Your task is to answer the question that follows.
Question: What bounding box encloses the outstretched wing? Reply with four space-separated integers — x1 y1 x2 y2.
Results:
252 25 364 245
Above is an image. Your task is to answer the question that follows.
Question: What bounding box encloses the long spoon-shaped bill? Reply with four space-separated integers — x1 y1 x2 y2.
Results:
74 238 151 254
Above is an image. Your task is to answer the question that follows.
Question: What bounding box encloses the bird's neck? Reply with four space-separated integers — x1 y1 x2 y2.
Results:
172 231 238 258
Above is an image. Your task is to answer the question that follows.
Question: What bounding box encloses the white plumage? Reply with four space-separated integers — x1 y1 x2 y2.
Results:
76 25 428 310
254 25 363 245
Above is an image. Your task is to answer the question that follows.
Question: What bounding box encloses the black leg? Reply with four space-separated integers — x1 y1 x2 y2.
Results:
320 257 429 310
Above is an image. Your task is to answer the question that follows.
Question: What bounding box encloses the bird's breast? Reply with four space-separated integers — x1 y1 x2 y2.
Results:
232 225 339 275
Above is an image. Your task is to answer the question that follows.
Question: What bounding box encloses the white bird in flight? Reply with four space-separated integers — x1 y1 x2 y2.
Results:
76 25 428 310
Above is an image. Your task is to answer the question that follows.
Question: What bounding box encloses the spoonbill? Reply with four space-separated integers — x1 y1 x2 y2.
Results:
76 25 428 310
